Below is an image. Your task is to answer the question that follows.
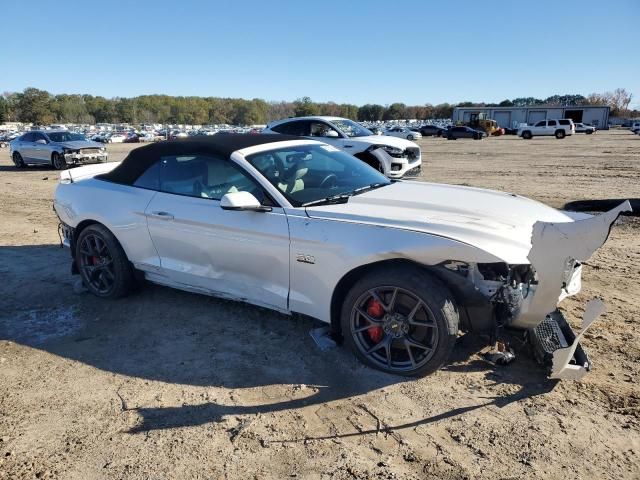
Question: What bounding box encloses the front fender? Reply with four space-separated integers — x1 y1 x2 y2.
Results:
286 213 503 323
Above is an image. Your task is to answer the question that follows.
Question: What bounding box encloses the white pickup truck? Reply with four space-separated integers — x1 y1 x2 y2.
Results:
518 119 575 139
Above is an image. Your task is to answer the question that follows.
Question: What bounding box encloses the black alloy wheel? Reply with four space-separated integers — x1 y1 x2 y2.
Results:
341 267 459 376
76 224 133 298
349 286 439 373
78 232 116 295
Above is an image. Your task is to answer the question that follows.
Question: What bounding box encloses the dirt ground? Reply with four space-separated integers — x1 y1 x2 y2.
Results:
1 131 638 479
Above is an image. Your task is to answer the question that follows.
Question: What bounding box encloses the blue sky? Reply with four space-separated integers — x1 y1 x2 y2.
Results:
3 0 639 106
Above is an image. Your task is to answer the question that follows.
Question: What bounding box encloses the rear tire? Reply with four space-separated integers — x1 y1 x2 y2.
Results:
340 266 459 377
12 152 25 168
52 152 67 170
555 130 566 139
75 224 134 299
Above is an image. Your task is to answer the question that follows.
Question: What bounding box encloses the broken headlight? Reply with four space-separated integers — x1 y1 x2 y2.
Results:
381 145 404 158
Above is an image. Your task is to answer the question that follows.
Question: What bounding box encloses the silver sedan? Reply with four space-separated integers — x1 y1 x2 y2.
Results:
10 130 108 170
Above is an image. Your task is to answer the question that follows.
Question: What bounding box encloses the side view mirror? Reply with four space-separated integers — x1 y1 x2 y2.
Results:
323 130 339 138
220 191 272 212
35 139 47 144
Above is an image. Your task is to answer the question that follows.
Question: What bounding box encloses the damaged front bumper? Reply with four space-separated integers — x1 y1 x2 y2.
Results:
387 158 422 179
63 151 108 165
528 300 605 380
512 201 631 379
370 147 422 179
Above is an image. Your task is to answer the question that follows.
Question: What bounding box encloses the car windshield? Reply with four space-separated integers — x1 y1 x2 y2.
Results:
246 143 390 207
330 119 373 138
46 132 86 142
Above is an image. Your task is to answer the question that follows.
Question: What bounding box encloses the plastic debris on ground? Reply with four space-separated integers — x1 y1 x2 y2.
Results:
309 326 337 351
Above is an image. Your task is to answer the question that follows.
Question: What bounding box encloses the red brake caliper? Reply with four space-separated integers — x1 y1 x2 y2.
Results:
366 298 385 343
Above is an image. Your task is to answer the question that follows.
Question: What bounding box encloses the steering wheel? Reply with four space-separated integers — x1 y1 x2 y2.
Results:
319 173 338 189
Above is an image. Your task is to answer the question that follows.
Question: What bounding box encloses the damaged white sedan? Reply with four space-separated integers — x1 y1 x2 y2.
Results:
53 135 631 378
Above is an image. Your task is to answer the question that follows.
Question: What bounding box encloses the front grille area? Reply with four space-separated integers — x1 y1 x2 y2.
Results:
405 147 420 160
533 313 569 355
528 309 591 373
80 148 101 154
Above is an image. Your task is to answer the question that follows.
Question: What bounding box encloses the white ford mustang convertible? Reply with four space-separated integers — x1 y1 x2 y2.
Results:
53 135 630 378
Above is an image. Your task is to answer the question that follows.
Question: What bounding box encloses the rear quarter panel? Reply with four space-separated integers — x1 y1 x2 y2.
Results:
54 179 160 269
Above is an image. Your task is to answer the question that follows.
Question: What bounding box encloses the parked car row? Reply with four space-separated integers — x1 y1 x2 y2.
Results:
0 131 21 147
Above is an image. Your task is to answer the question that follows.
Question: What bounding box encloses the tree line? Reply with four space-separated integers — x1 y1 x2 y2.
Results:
0 88 635 126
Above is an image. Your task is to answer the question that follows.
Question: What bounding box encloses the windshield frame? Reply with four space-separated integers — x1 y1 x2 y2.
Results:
330 119 374 138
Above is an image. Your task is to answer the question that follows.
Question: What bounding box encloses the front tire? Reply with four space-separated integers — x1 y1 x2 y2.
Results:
12 152 26 168
356 152 384 175
340 266 459 377
522 131 533 139
52 152 67 170
76 224 134 299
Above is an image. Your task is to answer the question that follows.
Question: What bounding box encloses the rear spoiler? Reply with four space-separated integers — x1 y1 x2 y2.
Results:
59 162 120 184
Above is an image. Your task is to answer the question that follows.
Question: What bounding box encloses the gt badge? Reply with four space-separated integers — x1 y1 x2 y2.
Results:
296 254 315 264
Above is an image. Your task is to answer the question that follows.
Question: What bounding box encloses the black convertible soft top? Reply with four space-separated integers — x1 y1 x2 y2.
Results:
98 134 302 185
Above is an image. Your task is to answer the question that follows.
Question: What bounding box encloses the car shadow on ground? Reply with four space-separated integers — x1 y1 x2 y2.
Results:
0 244 557 436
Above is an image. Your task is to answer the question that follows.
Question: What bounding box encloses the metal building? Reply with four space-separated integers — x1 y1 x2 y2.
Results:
452 105 610 130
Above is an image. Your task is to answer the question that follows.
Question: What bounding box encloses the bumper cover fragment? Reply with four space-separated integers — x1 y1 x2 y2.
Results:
529 299 605 380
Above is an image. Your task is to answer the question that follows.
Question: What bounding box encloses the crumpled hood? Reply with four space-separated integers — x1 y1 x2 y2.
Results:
350 135 419 150
56 140 104 150
305 181 574 264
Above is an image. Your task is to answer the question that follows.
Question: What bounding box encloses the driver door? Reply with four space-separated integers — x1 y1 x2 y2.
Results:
533 120 547 135
31 132 51 163
144 153 291 311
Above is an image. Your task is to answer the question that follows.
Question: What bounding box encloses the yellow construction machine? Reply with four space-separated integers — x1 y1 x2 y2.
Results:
461 112 504 136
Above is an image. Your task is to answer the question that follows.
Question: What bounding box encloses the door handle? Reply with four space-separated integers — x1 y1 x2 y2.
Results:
149 211 174 220
344 145 353 148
